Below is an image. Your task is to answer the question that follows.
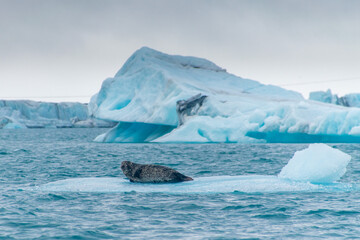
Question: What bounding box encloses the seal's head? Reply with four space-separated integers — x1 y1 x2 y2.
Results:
121 161 136 177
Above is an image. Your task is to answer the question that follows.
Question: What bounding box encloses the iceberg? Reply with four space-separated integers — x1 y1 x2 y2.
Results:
278 144 351 183
90 47 360 143
0 100 115 129
0 116 25 129
309 89 360 108
309 89 348 106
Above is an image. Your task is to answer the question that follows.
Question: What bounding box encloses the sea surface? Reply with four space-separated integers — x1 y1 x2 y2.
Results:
1 129 360 239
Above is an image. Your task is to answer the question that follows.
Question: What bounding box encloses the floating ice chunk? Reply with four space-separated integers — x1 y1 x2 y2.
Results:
278 144 351 183
37 144 354 194
37 175 356 194
3 122 26 129
349 126 360 136
0 117 26 129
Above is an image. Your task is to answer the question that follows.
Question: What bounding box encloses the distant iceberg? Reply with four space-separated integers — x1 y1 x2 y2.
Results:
309 89 360 108
89 47 360 143
0 100 115 129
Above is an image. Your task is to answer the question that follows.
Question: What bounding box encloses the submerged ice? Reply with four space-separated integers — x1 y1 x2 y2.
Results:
89 47 360 143
38 144 353 193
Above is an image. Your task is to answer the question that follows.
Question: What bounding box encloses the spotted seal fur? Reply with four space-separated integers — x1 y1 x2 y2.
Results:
121 161 193 183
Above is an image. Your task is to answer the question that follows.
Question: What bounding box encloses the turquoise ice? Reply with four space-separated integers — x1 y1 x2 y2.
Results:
89 47 360 143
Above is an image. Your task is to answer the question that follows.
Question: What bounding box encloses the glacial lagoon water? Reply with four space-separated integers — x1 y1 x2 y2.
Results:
2 129 360 239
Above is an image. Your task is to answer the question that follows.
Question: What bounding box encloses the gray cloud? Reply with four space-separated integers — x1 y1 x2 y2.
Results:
1 0 360 101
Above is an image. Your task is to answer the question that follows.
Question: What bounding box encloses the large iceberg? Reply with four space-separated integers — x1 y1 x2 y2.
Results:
90 47 360 143
0 100 115 129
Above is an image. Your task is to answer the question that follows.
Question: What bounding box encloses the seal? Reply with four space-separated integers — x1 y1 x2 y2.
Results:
121 161 193 183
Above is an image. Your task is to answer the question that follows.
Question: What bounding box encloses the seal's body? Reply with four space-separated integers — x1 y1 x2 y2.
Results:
121 161 193 183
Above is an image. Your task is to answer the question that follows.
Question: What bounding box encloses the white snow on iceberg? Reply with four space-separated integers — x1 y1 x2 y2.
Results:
90 47 360 143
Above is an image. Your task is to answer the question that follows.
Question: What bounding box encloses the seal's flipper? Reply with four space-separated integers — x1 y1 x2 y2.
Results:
183 177 193 181
133 168 143 178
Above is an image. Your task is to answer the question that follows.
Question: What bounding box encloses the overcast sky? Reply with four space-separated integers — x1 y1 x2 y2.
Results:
1 0 360 102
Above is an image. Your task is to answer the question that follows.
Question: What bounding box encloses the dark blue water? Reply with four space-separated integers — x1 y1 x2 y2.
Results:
1 129 360 239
